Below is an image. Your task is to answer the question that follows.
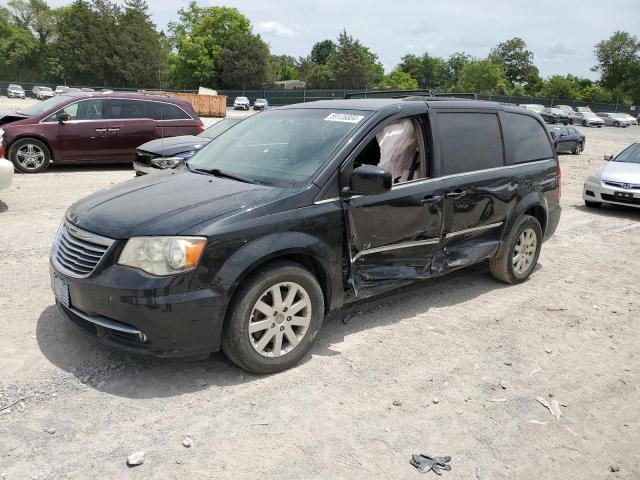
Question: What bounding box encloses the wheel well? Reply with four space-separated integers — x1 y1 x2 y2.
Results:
524 205 547 235
9 136 54 161
230 253 332 312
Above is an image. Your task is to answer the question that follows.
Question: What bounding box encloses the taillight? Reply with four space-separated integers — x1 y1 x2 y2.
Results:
198 125 205 133
556 163 562 201
0 144 4 159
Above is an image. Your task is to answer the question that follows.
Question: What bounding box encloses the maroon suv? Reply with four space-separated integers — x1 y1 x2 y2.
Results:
0 92 204 173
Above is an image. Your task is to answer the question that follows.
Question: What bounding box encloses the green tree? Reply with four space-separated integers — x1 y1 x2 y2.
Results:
8 0 54 45
297 57 333 88
396 53 448 90
489 37 541 91
540 75 577 100
327 30 383 88
169 3 251 88
115 0 166 88
445 51 473 88
456 59 509 94
0 6 39 80
310 39 335 65
52 1 103 85
220 33 270 89
378 70 418 90
593 31 640 103
269 54 298 82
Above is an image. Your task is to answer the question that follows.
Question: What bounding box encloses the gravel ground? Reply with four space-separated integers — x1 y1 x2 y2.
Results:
0 100 639 479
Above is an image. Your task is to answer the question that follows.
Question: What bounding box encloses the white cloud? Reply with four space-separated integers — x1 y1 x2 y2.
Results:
257 21 302 38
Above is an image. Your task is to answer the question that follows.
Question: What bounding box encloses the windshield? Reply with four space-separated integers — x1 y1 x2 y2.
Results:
17 95 76 117
199 118 240 139
188 108 369 187
615 143 640 164
583 112 598 119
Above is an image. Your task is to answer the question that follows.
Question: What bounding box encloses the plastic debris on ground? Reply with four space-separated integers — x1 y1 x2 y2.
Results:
410 454 452 475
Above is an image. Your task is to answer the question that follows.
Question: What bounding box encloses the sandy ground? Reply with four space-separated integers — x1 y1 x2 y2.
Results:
1 97 639 479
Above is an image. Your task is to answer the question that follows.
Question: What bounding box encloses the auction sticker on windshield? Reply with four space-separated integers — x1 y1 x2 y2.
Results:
325 113 365 123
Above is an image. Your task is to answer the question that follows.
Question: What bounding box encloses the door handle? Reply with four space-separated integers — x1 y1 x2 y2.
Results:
95 128 107 132
107 128 120 132
420 194 443 205
445 190 467 199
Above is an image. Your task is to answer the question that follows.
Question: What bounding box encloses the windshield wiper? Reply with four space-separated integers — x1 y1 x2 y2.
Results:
15 111 29 116
187 164 259 185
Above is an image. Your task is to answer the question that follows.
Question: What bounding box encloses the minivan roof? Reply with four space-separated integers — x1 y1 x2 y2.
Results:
279 97 532 115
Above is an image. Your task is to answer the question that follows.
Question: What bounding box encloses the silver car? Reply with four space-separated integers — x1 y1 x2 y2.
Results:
572 111 604 127
583 141 640 209
596 112 632 127
617 113 637 126
7 84 25 99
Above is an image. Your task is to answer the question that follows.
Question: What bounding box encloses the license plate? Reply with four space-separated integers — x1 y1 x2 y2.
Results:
614 191 634 199
53 275 70 308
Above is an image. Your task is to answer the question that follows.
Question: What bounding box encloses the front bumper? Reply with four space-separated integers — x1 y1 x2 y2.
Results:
0 159 13 190
583 180 640 208
50 261 228 358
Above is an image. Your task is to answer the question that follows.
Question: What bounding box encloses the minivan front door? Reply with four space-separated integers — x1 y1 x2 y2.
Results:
41 98 108 162
344 181 444 297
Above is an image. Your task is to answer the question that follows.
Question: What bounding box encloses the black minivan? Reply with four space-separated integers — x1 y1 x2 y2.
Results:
50 98 561 373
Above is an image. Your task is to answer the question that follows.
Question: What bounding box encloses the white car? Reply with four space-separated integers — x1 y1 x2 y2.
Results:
583 141 640 209
596 112 632 127
0 128 13 191
233 96 250 110
7 84 25 99
0 159 13 191
618 113 638 126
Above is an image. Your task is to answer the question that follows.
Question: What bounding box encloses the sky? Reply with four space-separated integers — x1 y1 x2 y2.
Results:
30 0 640 79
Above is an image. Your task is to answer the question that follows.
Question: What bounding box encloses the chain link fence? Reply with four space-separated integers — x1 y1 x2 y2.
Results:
2 80 637 115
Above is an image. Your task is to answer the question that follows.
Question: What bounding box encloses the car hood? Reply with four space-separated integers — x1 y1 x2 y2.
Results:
66 169 285 239
138 135 208 156
0 111 30 127
601 161 640 184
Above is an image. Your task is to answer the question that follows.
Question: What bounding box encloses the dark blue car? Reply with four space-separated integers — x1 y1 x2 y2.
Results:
548 126 586 155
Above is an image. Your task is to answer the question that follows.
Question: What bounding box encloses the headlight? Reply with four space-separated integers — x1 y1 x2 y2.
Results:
118 237 206 276
151 156 187 169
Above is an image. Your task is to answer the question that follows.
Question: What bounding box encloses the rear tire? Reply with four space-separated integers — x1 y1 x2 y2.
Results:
572 142 583 155
221 260 324 374
9 138 51 173
585 200 602 208
490 215 542 284
613 121 620 127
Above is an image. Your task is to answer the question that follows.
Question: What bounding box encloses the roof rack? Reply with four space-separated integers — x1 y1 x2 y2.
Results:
345 89 435 99
344 90 478 101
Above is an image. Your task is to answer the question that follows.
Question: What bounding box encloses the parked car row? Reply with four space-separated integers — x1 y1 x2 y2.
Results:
233 96 269 110
4 84 105 100
518 103 639 128
0 92 204 173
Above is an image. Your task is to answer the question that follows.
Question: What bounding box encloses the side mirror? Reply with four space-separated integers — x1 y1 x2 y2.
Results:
348 165 392 196
604 154 613 161
57 112 71 123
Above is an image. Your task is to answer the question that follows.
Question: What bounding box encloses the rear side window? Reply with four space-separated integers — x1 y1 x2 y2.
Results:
153 102 191 120
107 99 151 119
503 113 554 164
436 112 504 176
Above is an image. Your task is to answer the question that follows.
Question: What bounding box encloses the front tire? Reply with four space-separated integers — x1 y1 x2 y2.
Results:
9 138 51 173
490 215 542 284
582 120 587 127
613 121 620 128
221 260 325 374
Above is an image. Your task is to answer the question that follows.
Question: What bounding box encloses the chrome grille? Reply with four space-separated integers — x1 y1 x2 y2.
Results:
603 181 640 191
52 222 115 278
